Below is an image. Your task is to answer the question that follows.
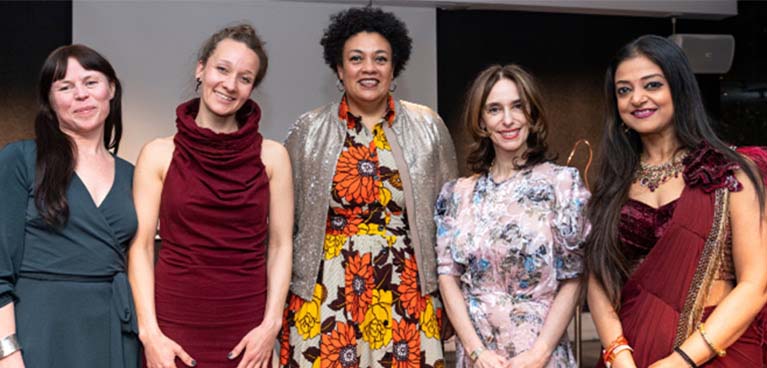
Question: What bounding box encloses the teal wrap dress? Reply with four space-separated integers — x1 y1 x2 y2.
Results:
0 140 139 368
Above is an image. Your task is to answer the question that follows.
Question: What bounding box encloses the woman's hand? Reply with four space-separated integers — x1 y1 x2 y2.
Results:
0 350 24 368
506 346 550 368
473 349 511 368
610 350 638 368
141 331 196 368
229 320 280 368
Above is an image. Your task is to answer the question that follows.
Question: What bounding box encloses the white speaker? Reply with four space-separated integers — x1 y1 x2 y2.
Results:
668 34 735 74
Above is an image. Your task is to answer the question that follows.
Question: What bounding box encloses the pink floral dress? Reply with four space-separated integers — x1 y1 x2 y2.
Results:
435 162 590 367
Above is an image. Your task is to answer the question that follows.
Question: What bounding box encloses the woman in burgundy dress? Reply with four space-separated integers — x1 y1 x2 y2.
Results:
128 24 293 368
585 35 767 368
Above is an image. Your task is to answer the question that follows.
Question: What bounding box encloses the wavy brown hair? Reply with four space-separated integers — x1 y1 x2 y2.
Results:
35 44 123 228
463 64 553 174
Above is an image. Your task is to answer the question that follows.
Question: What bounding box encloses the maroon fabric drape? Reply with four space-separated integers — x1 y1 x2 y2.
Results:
153 98 270 367
597 145 767 367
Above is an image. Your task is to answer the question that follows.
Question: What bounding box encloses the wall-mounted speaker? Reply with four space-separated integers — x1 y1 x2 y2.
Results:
668 34 735 74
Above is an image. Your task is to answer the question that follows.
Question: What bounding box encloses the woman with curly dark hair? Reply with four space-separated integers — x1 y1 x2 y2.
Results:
586 35 767 368
436 64 589 368
281 7 457 368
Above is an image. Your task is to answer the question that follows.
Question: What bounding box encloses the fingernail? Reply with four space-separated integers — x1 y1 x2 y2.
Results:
191 360 197 367
227 352 235 360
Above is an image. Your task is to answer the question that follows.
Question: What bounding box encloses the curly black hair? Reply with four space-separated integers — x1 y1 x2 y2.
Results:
320 7 412 78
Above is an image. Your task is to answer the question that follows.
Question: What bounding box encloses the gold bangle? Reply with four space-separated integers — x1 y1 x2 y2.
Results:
470 346 485 362
698 323 726 357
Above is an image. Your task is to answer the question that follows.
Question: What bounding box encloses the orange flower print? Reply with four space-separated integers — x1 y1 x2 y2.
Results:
397 257 427 319
321 321 359 368
334 145 380 204
345 252 375 323
280 308 291 366
391 319 421 368
326 207 363 236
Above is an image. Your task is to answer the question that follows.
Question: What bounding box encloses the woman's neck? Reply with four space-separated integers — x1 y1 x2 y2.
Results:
346 94 388 130
490 151 525 182
196 104 239 134
640 133 683 165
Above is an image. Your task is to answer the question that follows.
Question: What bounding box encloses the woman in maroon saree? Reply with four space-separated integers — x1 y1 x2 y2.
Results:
586 35 767 368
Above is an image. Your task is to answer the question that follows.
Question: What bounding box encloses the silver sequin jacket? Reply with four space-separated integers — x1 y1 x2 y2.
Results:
284 99 459 300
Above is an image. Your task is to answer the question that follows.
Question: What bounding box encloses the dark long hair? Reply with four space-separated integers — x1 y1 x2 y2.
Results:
463 64 553 174
35 44 123 228
585 35 765 307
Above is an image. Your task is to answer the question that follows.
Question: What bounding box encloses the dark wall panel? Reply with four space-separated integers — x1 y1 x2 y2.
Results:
437 6 764 179
0 1 72 148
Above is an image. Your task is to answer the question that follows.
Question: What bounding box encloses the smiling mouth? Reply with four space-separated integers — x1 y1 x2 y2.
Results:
215 91 235 102
74 106 96 114
358 79 379 88
498 130 520 139
632 108 656 118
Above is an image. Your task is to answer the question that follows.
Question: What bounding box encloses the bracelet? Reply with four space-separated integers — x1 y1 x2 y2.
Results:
674 347 698 368
602 335 630 365
469 346 485 362
0 333 21 359
698 323 726 357
604 344 633 368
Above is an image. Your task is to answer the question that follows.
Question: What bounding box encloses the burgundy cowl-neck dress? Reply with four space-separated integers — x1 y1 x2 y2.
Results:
154 98 270 367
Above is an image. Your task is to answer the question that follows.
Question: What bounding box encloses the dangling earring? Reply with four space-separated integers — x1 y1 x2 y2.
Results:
195 78 202 93
621 122 630 134
336 79 345 92
389 80 397 93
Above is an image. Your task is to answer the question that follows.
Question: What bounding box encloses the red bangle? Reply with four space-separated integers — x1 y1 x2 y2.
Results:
602 335 630 365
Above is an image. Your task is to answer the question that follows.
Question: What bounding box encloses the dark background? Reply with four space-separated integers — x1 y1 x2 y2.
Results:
0 1 71 146
437 2 767 180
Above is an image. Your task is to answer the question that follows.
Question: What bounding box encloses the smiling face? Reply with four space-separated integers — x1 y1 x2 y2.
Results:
336 32 394 113
614 55 675 137
50 57 115 138
195 38 260 124
481 78 529 161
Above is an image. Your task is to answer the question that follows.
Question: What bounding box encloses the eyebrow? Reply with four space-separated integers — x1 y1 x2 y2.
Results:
615 73 665 84
349 49 390 54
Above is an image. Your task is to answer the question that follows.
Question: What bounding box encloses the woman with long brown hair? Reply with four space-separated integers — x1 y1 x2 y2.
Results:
436 64 589 368
586 35 767 368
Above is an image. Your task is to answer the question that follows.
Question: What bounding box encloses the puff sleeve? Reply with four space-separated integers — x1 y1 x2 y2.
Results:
550 167 590 280
434 179 464 276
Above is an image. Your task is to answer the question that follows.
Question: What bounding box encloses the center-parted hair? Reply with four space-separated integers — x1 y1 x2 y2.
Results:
463 64 553 174
197 23 269 88
35 44 123 228
585 35 765 307
320 7 412 78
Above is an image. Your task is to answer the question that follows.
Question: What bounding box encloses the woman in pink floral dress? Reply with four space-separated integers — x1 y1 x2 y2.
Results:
436 65 590 368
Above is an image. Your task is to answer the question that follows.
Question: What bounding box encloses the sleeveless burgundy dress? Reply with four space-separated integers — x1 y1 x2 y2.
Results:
154 99 270 367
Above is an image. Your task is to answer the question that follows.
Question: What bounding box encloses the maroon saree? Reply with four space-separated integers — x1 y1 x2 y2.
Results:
602 145 767 367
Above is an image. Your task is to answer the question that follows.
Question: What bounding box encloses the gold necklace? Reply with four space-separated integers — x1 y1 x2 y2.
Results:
634 152 688 192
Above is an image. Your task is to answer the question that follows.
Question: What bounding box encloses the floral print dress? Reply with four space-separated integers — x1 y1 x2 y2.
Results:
281 96 445 368
434 163 590 368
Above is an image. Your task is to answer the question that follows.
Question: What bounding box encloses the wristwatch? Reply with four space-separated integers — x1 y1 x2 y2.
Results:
470 346 485 362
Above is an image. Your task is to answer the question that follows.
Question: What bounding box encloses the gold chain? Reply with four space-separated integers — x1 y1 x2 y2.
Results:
634 152 688 192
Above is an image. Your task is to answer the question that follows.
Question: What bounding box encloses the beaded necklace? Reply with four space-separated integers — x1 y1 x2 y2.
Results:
634 152 688 192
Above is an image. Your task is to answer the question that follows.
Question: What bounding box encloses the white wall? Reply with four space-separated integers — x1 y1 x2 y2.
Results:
73 0 437 163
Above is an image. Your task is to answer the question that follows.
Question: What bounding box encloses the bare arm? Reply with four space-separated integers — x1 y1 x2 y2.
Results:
439 275 510 368
587 275 636 368
128 138 195 368
230 139 293 368
651 169 767 367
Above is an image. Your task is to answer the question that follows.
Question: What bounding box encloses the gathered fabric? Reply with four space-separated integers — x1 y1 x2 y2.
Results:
154 98 270 367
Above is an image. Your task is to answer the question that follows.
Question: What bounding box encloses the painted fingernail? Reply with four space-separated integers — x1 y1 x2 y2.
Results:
190 360 197 367
227 352 235 360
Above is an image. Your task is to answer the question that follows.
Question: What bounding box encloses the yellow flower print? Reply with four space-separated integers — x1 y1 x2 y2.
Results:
295 284 324 340
419 298 441 339
379 186 392 207
312 357 321 368
324 234 346 260
361 289 392 349
386 235 397 248
373 125 391 151
357 223 386 237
